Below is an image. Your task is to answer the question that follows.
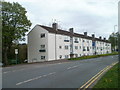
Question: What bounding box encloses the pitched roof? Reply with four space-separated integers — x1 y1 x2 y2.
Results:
39 25 110 43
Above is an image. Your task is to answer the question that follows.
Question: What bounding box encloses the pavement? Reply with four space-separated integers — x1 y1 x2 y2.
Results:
2 55 118 88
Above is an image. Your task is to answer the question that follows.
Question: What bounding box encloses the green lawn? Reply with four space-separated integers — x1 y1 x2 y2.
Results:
68 52 118 60
93 63 119 88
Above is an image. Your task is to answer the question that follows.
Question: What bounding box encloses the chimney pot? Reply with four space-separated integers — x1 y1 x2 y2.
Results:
104 38 106 40
99 36 102 39
84 32 87 36
52 23 58 31
92 34 95 38
69 28 74 33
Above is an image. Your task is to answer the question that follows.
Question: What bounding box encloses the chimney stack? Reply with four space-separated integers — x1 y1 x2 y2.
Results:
52 23 58 31
99 36 102 39
69 28 74 33
104 38 106 40
92 34 95 38
84 32 87 36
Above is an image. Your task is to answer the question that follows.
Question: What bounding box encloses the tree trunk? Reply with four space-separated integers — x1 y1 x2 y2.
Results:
3 47 8 66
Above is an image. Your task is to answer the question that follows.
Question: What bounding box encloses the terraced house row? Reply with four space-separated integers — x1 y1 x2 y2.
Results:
28 23 111 63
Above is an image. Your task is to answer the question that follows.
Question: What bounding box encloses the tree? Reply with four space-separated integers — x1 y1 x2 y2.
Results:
2 1 32 65
108 32 119 51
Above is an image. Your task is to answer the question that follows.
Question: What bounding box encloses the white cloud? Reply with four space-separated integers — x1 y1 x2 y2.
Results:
5 0 119 43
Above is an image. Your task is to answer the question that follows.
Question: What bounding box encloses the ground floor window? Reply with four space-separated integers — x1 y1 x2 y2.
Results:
41 56 45 59
65 55 69 58
75 54 78 57
59 55 62 59
79 54 81 57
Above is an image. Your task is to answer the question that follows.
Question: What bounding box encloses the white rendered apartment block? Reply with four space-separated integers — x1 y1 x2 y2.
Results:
28 23 111 63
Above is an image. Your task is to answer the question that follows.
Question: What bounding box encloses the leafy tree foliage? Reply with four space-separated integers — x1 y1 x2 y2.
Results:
2 1 32 65
108 32 119 51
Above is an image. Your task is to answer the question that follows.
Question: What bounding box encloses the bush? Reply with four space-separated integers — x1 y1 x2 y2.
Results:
68 52 118 60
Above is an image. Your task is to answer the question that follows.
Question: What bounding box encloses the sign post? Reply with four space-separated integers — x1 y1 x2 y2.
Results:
15 49 18 64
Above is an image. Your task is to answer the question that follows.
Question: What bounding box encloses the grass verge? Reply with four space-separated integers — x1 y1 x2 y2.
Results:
68 52 118 60
93 63 119 88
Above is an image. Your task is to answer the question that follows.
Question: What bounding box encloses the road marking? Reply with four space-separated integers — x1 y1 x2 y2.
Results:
79 62 118 89
79 66 109 89
16 72 56 86
67 65 79 70
3 69 25 74
3 71 11 74
59 63 62 64
85 62 118 88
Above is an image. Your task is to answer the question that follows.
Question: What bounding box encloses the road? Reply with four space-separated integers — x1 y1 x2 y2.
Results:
2 55 118 88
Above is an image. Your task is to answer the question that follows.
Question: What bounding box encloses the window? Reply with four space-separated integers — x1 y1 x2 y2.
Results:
65 45 69 49
41 56 45 59
83 40 85 42
90 47 91 49
80 54 81 57
74 37 79 43
41 45 45 49
75 54 78 57
59 55 62 59
39 45 46 52
83 46 86 51
41 33 45 38
65 55 69 58
79 38 81 41
97 47 99 49
80 46 81 49
87 47 89 51
75 46 78 49
75 38 78 41
64 36 69 42
59 46 62 49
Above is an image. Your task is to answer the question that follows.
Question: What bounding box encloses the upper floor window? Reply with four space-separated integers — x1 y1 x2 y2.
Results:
74 37 79 43
87 41 89 43
79 38 81 41
83 40 85 42
41 45 45 49
83 46 86 51
65 45 69 49
39 45 46 52
64 36 69 42
75 46 78 49
79 46 81 49
41 33 45 38
87 47 89 51
59 46 62 49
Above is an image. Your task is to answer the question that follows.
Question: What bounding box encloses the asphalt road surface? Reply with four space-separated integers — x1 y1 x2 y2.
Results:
2 55 118 88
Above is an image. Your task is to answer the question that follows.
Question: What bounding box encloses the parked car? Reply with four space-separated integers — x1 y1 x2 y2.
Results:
24 59 28 63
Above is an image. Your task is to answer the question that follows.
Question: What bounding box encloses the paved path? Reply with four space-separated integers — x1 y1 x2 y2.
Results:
2 55 118 88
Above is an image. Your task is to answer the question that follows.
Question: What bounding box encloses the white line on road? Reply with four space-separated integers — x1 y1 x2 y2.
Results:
67 65 79 70
3 69 25 74
16 72 56 86
3 71 11 74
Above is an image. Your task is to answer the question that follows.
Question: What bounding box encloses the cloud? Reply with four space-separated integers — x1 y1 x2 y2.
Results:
5 0 119 43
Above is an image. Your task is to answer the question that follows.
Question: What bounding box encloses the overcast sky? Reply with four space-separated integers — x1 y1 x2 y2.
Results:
6 0 119 43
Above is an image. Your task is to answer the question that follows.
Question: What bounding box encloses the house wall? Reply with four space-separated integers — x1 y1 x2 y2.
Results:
57 35 70 59
28 25 48 63
48 33 56 61
28 25 112 62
